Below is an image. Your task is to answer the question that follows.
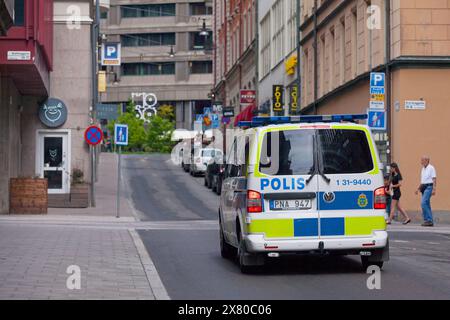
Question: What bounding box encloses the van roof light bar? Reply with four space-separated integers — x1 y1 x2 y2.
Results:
237 114 368 128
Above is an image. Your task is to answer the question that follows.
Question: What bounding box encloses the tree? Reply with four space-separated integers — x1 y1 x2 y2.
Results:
146 115 176 153
158 104 175 122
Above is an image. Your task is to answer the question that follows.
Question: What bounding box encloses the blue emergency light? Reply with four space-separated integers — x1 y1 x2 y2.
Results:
237 114 368 128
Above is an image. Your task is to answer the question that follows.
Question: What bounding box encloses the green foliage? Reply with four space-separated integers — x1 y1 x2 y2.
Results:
158 104 175 122
146 116 176 153
108 100 175 153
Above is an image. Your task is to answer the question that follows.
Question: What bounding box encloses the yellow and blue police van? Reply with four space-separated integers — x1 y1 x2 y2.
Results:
219 115 389 273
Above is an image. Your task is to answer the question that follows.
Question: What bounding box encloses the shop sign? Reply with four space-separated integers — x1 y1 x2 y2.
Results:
39 98 68 128
273 85 284 113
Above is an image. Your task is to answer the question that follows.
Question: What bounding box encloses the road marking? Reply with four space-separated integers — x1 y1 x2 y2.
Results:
129 229 170 300
392 240 410 243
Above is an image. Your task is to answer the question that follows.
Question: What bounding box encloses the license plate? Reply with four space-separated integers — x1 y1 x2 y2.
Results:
270 199 312 211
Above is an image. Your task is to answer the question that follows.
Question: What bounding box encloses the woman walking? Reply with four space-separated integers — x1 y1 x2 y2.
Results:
387 163 411 225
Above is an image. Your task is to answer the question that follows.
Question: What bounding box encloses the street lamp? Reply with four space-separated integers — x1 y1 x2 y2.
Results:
169 45 175 58
199 18 211 36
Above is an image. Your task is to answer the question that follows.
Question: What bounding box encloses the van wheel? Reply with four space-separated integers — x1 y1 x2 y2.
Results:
361 256 384 270
237 230 263 274
220 224 235 259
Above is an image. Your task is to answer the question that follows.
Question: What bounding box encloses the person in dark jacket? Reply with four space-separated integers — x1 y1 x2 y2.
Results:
387 163 411 225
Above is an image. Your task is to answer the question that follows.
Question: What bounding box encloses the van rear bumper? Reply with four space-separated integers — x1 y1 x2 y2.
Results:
244 231 388 253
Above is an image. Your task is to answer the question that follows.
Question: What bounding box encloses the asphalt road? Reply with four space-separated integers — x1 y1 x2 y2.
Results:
123 154 450 300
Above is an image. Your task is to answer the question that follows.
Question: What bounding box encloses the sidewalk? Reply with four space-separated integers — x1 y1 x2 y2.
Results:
0 222 169 300
48 153 134 219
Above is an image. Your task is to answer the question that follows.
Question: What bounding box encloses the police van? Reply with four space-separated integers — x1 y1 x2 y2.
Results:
219 115 389 273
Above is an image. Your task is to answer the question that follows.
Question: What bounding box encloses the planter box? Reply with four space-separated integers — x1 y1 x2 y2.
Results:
9 178 48 214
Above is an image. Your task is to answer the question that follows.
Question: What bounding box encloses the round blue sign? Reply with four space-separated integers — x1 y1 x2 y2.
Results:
39 98 68 128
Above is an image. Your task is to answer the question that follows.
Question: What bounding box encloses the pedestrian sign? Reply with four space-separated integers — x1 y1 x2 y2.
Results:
368 109 386 131
84 126 104 146
114 124 129 146
101 43 121 66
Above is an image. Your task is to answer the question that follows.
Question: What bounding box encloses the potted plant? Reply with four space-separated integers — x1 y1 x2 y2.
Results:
9 176 48 214
70 168 89 208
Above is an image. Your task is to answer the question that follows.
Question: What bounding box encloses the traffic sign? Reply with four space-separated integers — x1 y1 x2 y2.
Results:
114 124 129 146
368 109 386 131
370 72 385 110
101 43 121 66
97 104 119 120
84 126 104 146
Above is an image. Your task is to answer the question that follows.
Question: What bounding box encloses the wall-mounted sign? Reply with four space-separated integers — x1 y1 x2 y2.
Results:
240 90 256 105
39 98 68 128
289 85 299 114
97 104 119 120
405 100 426 110
101 43 121 66
285 54 298 76
273 85 284 113
223 107 235 118
98 71 106 93
7 51 31 61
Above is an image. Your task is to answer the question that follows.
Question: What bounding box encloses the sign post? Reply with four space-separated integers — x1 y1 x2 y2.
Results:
114 124 129 219
84 126 104 207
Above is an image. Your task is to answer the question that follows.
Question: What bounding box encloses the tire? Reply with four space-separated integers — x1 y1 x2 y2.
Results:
219 217 236 259
216 182 222 195
204 177 208 187
237 228 262 274
361 256 384 270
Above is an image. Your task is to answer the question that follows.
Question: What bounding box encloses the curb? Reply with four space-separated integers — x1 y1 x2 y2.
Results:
128 229 170 300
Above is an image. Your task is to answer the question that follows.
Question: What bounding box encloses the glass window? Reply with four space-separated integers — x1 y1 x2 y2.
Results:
121 33 176 47
190 61 212 74
122 63 175 76
121 4 176 18
318 130 374 174
190 3 212 15
14 0 25 26
260 130 315 176
44 137 63 167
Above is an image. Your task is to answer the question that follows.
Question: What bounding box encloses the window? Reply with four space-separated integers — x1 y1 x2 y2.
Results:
190 61 213 74
121 4 176 18
260 130 315 176
121 33 176 47
14 0 25 26
190 31 213 50
122 63 176 76
258 129 374 176
319 130 374 174
351 8 358 77
330 27 336 91
271 0 285 65
189 3 212 15
100 11 108 19
259 13 271 78
285 0 297 55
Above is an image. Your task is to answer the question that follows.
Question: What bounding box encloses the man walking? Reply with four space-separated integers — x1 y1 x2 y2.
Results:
415 156 437 227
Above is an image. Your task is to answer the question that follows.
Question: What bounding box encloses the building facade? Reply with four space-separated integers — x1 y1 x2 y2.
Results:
0 0 101 213
258 0 299 116
300 0 450 217
101 0 214 129
213 0 257 120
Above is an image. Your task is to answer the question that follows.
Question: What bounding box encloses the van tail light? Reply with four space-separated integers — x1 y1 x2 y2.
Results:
247 190 263 213
374 187 387 210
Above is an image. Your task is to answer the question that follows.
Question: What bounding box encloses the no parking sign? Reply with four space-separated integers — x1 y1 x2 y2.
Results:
84 126 104 146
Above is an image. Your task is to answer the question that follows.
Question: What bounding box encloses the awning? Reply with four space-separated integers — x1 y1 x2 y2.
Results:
234 104 257 126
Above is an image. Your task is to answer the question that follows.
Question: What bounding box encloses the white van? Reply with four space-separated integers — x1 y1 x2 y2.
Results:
219 115 389 273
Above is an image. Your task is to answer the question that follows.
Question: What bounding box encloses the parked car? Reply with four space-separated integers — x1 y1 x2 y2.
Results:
190 148 223 176
204 155 225 189
182 146 194 172
212 163 226 195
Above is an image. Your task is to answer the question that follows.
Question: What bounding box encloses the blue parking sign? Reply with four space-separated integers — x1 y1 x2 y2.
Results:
115 124 129 146
368 110 386 131
102 43 121 66
370 72 385 88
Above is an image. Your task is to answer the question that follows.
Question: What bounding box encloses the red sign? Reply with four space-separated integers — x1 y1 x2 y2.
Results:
84 126 104 146
240 90 256 104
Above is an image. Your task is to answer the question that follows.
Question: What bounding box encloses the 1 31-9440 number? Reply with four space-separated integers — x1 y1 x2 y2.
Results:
337 179 372 187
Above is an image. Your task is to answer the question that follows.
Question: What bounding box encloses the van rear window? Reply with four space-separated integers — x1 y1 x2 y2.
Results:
318 130 373 174
259 129 374 176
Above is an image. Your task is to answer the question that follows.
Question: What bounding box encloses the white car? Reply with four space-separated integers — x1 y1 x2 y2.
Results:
190 148 223 176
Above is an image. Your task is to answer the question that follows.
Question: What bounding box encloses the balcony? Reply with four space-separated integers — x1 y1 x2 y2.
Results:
0 0 53 96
